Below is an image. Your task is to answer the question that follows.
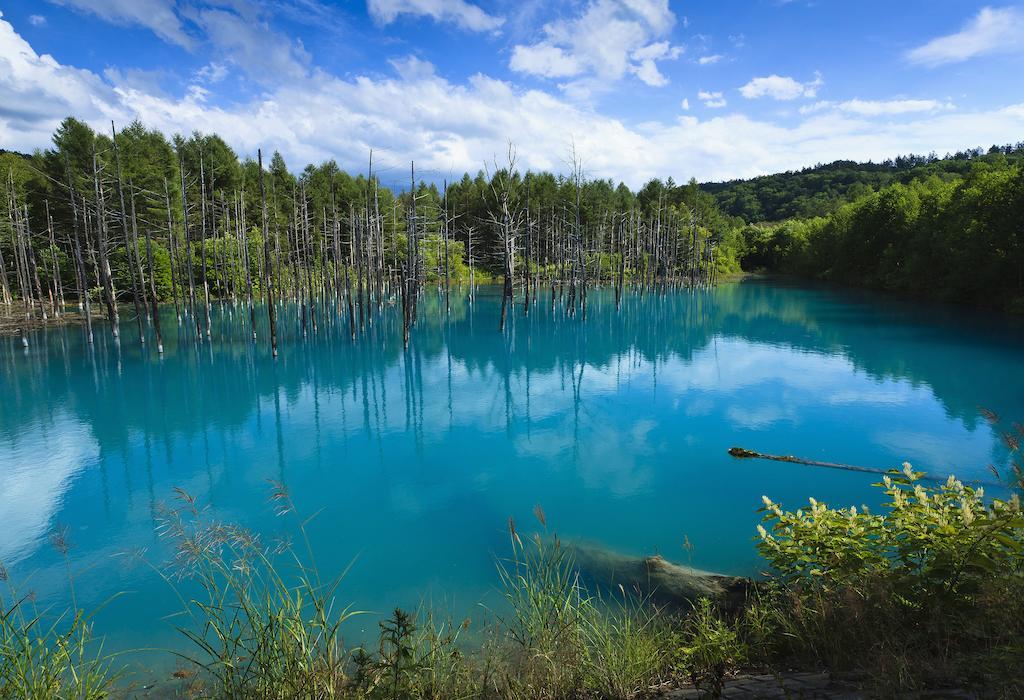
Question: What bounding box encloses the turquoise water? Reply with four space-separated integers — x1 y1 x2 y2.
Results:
1 278 1023 662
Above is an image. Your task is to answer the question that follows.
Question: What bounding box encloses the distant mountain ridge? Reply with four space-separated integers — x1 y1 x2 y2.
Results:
700 143 1024 223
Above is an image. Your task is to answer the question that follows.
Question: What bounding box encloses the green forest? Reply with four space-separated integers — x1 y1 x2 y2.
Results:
735 150 1024 312
2 117 1023 319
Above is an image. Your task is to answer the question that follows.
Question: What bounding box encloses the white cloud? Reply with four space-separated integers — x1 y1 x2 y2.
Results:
680 97 690 110
388 54 438 81
631 40 682 86
3 15 1024 186
185 6 310 84
510 0 683 92
28 14 46 26
740 72 822 100
698 90 726 108
907 6 1024 67
0 13 128 134
509 44 581 78
48 0 193 48
801 98 955 117
698 54 722 65
631 40 681 61
45 1 309 85
367 0 504 32
634 59 668 86
195 61 228 84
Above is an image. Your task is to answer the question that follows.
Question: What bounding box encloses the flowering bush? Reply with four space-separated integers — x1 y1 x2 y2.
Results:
755 463 1024 689
758 464 1024 605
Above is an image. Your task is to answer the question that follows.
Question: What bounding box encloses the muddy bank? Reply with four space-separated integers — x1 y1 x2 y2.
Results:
0 306 93 338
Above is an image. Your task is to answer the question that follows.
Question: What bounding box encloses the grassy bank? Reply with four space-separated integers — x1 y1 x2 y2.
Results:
2 421 1022 699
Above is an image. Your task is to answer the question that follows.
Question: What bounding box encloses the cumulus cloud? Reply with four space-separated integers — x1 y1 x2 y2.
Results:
28 14 46 26
740 72 822 100
0 14 128 134
907 6 1024 66
509 44 580 79
698 90 726 108
3 15 1024 186
510 0 683 92
367 0 504 32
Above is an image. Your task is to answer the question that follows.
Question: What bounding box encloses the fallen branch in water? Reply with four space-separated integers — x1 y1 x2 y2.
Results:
727 447 1002 488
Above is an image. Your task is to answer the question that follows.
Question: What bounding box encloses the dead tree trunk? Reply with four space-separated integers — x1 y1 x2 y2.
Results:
92 147 119 336
258 149 278 357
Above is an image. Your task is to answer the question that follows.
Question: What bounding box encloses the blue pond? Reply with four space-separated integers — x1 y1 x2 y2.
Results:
1 278 1023 664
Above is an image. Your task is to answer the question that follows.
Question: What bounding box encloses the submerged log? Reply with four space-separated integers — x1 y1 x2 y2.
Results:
727 446 1002 487
571 542 749 611
728 446 882 475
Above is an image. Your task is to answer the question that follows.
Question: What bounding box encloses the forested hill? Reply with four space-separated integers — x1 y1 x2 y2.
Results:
701 144 1024 222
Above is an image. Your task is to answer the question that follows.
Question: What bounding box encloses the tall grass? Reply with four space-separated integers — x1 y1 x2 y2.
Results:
0 541 122 698
490 508 685 699
155 483 360 698
491 511 588 698
580 591 678 698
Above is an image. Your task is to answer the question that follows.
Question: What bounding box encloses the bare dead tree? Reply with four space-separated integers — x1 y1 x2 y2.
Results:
258 148 278 357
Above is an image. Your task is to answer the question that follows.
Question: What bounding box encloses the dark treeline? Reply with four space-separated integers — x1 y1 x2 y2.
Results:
0 117 741 352
704 143 1024 222
739 155 1024 312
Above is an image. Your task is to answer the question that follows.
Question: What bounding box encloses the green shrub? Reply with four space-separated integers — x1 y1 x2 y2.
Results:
758 463 1024 606
678 598 746 698
352 608 476 700
756 463 1024 689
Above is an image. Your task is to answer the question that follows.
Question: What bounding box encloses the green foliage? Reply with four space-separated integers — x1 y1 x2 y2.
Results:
0 601 120 700
758 467 1024 599
352 608 475 700
0 537 122 699
415 234 472 282
581 594 676 699
678 599 746 698
109 243 173 302
490 511 684 699
744 162 1024 311
756 463 1024 690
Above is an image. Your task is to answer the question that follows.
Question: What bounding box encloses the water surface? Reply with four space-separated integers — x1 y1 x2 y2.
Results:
1 278 1022 659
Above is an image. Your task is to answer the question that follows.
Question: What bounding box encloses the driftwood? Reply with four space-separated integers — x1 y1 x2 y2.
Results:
728 447 887 476
571 542 749 611
727 447 1001 488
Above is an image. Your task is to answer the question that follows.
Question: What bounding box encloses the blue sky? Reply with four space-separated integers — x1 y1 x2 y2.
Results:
1 0 1023 186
